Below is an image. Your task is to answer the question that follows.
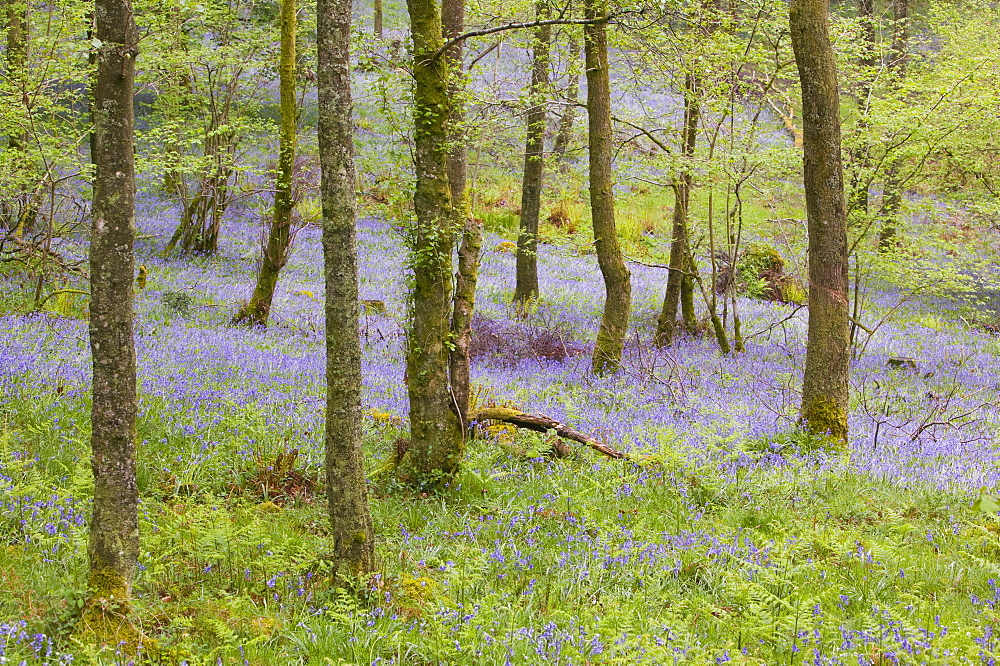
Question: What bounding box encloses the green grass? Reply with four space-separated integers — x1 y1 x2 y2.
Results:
468 166 808 269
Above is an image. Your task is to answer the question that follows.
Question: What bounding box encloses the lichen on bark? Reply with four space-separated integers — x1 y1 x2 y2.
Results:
82 0 140 645
317 0 376 578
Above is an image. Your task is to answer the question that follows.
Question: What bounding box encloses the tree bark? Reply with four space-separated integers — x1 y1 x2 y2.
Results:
317 0 376 577
655 73 700 347
6 0 28 150
399 0 464 484
442 0 481 431
374 0 384 38
790 0 851 444
469 407 626 458
442 0 466 207
3 0 35 236
847 0 876 219
584 0 631 375
889 0 908 75
514 0 551 306
82 0 140 642
552 37 580 172
878 0 908 251
233 0 298 327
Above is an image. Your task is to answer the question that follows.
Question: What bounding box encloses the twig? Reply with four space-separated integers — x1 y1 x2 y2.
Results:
433 15 617 61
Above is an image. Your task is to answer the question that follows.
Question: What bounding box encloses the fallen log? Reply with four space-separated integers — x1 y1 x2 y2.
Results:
468 407 626 459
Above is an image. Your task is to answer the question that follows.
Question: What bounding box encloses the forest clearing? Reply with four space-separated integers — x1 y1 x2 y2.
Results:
3 0 1000 662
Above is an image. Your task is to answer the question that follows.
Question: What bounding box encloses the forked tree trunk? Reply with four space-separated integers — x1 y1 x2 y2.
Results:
398 0 464 483
81 0 140 643
552 37 580 171
790 0 851 444
584 0 631 375
164 120 235 256
233 0 298 327
443 0 481 432
655 73 700 347
514 1 551 306
317 0 375 576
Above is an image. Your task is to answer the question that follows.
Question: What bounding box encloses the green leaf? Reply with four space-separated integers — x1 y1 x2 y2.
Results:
973 492 1000 514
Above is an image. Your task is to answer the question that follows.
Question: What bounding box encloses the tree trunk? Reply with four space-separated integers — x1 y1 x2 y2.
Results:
317 0 375 577
374 0 384 38
233 0 297 327
889 0 908 75
584 0 631 375
81 0 140 643
552 38 580 172
398 0 464 484
790 0 851 444
442 0 482 431
6 0 27 151
442 0 466 208
4 0 38 237
878 0 908 250
450 215 482 430
514 1 551 307
847 0 876 219
164 113 235 257
655 73 699 347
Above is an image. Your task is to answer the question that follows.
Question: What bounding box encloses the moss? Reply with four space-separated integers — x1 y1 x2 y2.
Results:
781 279 808 305
800 394 848 447
742 242 785 274
74 567 141 655
732 243 807 305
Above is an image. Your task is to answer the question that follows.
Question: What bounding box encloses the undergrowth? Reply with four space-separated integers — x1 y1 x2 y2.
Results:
3 389 1000 664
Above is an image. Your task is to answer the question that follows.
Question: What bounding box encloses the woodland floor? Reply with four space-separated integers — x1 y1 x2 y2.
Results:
3 184 1000 664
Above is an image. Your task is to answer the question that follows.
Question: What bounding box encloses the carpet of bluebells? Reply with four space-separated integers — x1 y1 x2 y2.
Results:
3 184 1000 664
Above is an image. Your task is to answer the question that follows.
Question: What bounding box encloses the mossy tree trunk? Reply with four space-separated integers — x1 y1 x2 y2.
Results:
846 0 876 220
513 0 551 307
232 0 297 327
655 73 700 347
4 0 37 236
878 0 908 251
552 37 580 171
398 0 464 484
450 217 481 431
443 0 481 432
584 0 631 375
442 0 466 207
317 0 375 577
790 0 851 444
82 0 140 641
6 0 27 151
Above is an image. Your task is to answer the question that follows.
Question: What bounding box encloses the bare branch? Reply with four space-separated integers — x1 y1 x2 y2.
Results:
434 15 618 61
